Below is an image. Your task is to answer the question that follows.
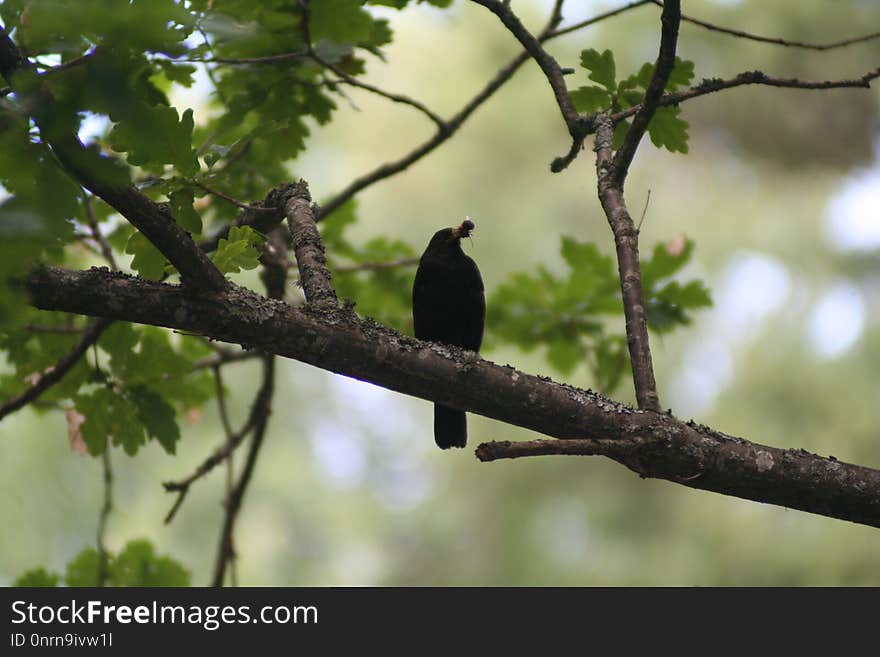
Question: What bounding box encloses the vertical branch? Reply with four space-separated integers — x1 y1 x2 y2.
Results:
83 195 118 270
210 354 276 587
211 364 237 584
282 181 338 307
96 445 113 586
595 115 660 411
211 226 287 587
611 0 681 185
590 1 680 411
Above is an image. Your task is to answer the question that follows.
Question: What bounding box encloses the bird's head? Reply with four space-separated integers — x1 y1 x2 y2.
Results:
425 217 476 253
452 217 475 239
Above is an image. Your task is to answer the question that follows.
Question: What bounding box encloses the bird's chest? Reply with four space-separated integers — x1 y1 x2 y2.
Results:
416 260 477 299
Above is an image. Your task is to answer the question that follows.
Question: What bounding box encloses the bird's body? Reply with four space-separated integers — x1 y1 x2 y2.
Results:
413 219 485 449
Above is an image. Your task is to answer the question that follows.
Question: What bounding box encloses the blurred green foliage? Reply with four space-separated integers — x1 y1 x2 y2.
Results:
15 539 190 587
1 0 879 586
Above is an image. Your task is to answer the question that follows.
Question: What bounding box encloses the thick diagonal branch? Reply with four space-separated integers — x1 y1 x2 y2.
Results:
24 265 880 529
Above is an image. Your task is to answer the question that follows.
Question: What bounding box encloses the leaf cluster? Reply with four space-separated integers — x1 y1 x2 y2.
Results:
488 236 711 392
572 49 694 153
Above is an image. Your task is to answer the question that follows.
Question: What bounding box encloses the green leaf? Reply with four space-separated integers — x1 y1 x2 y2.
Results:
647 106 690 153
169 188 202 235
75 387 146 456
546 339 583 376
125 231 170 280
619 58 694 94
579 48 616 91
594 335 628 393
127 385 181 455
618 89 644 110
100 322 141 364
642 239 694 288
570 86 612 113
109 105 200 176
319 199 358 256
107 222 135 253
14 567 61 587
155 60 197 88
330 232 417 332
641 238 712 333
18 0 194 57
110 327 212 408
0 124 80 318
668 57 695 90
489 236 624 386
64 548 101 587
203 120 289 169
113 539 191 586
310 0 375 44
212 225 264 274
612 120 630 150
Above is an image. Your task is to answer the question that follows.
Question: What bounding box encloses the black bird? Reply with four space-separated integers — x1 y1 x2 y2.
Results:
413 218 485 449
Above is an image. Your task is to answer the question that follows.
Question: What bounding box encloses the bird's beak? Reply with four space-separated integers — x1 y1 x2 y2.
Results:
451 217 475 239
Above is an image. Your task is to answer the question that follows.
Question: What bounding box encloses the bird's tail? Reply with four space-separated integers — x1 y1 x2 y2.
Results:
434 404 467 449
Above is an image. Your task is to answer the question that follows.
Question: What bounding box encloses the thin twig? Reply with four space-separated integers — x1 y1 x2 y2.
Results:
214 366 235 439
651 0 880 51
41 48 98 74
96 446 113 586
610 68 880 123
178 51 308 65
23 323 84 335
215 364 238 587
193 180 276 213
637 189 651 232
83 195 118 270
548 0 653 38
192 348 259 371
312 52 447 131
471 0 579 132
196 26 229 107
319 0 632 218
225 431 237 587
332 257 420 274
611 0 681 185
198 1 642 226
211 354 275 587
162 415 256 523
